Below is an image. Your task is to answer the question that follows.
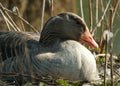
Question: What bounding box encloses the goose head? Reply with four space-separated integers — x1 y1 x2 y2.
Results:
39 12 98 49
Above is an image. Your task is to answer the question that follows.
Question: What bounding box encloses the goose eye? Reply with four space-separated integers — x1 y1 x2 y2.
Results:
74 19 81 24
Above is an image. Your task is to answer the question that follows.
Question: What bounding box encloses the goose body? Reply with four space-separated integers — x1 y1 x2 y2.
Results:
0 12 100 83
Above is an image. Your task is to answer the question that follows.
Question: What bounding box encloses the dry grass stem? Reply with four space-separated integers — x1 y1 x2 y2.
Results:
13 6 25 31
49 0 53 16
93 0 98 33
109 8 114 86
80 0 84 19
88 0 93 32
0 3 21 31
104 36 108 86
96 0 98 24
5 9 21 31
111 0 120 26
40 0 46 32
92 0 111 36
0 9 11 31
0 3 39 33
0 10 18 31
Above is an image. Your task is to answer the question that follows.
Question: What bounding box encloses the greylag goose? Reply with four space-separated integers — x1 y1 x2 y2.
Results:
0 12 100 84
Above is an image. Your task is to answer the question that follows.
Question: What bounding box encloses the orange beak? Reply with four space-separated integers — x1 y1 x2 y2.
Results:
80 28 98 49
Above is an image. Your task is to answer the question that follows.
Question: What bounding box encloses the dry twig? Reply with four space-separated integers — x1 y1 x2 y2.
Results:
0 3 39 33
92 0 111 36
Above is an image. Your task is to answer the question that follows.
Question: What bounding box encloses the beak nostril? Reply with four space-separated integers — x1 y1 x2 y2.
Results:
89 36 93 40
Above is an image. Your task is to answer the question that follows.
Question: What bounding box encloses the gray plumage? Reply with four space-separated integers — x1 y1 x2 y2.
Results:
0 12 100 84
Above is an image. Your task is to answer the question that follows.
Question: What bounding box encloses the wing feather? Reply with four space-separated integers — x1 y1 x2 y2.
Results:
0 31 39 61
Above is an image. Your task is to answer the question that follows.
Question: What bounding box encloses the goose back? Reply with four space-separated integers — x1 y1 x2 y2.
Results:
0 31 39 61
